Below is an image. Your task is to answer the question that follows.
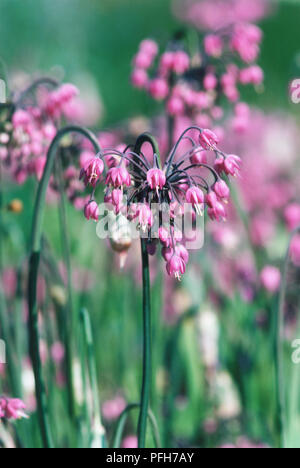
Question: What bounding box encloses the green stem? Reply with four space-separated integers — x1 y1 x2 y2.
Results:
276 227 300 448
28 126 101 448
56 159 76 420
137 239 152 448
113 403 160 449
80 308 105 448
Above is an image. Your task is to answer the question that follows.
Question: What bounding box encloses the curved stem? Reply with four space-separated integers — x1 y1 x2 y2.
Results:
28 125 101 448
113 403 160 449
135 133 161 169
15 77 59 108
137 239 152 448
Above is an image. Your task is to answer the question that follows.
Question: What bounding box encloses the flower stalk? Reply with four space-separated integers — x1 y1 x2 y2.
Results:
28 125 101 448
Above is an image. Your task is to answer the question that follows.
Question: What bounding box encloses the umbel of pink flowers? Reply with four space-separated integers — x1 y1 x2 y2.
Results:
80 126 241 280
0 397 27 420
131 25 263 123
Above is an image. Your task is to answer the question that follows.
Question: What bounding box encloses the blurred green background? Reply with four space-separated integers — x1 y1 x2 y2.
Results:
0 0 300 126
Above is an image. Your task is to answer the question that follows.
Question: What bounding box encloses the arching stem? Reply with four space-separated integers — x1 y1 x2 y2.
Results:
28 126 101 448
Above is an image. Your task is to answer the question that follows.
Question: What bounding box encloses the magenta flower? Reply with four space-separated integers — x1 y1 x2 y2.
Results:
0 397 28 420
105 166 131 188
80 157 104 187
166 255 186 280
214 180 230 201
284 204 300 232
186 186 205 215
199 129 219 150
290 235 300 267
147 168 166 190
84 201 99 222
260 266 281 293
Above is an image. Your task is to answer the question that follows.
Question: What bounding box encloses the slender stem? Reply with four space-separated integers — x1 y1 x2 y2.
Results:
15 77 59 108
276 227 300 448
56 159 76 420
80 308 105 448
113 403 160 449
28 125 101 448
134 133 161 169
137 239 152 448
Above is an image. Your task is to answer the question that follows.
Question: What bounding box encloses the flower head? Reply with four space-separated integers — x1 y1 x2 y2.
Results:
105 166 131 188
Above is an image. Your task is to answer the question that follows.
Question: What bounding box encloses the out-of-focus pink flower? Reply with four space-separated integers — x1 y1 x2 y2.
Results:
260 266 281 293
122 435 138 449
51 342 65 364
284 204 300 232
149 78 169 101
290 235 300 267
0 397 28 420
2 268 17 299
102 396 126 422
131 69 148 89
84 201 99 222
204 34 224 57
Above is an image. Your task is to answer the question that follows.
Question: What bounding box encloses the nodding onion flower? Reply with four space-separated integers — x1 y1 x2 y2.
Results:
80 126 239 280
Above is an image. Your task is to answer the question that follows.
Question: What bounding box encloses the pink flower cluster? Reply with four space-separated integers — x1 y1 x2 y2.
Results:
80 126 239 280
0 397 27 420
131 25 263 130
172 0 271 31
1 83 79 187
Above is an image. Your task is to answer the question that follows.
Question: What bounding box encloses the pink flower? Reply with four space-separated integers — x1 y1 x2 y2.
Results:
215 155 241 177
102 396 126 422
166 96 185 116
147 168 166 190
139 39 158 57
80 157 104 187
208 201 227 221
176 244 189 264
2 268 17 299
51 342 65 364
204 73 218 91
133 52 153 69
105 167 131 188
284 204 300 232
122 435 138 449
12 110 31 128
172 51 190 75
206 191 218 209
149 78 169 100
214 180 230 201
159 227 170 246
159 52 175 74
131 69 148 89
0 397 28 420
204 34 223 57
166 255 186 280
84 201 99 222
111 189 124 214
199 129 219 150
290 235 300 267
190 149 208 165
138 203 153 231
240 66 264 85
186 187 205 215
260 266 281 293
